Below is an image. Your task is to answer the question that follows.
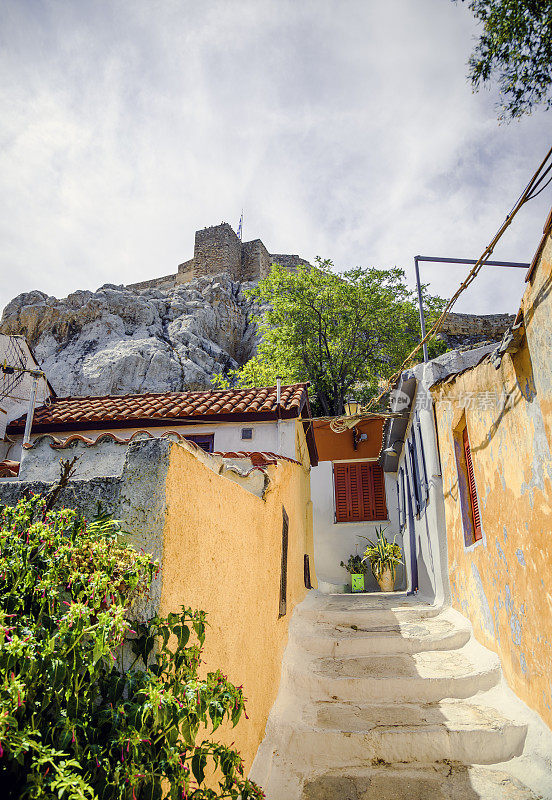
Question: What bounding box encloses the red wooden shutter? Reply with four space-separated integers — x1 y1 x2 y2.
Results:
462 427 482 541
334 463 350 522
334 462 388 522
349 463 363 520
371 464 387 520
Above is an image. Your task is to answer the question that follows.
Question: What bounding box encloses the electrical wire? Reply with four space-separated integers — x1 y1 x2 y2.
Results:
329 142 552 430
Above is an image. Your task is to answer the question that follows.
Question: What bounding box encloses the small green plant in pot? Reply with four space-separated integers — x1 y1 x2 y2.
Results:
361 526 402 592
340 552 369 593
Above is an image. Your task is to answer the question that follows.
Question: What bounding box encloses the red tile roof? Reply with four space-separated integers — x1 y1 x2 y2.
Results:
214 451 300 466
8 384 310 433
0 459 19 477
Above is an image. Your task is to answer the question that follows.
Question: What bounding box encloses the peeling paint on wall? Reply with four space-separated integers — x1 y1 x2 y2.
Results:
471 562 495 638
432 230 552 729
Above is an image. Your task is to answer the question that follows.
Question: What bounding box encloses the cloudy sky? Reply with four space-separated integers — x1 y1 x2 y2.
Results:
1 0 550 317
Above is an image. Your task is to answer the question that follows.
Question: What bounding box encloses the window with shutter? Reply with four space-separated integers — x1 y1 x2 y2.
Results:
333 462 387 522
462 427 482 541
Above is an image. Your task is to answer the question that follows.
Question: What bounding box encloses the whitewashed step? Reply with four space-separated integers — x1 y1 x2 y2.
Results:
263 693 527 767
289 606 472 656
283 638 501 703
295 591 443 628
299 762 540 800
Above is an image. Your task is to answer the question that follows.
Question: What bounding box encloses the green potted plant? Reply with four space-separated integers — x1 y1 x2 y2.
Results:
340 552 369 593
361 526 402 592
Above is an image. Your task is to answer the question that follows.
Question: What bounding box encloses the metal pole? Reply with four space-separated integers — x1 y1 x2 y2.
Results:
276 376 282 454
22 374 39 447
414 257 429 363
413 255 529 365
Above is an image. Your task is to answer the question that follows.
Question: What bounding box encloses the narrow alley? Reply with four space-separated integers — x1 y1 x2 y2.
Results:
251 592 552 799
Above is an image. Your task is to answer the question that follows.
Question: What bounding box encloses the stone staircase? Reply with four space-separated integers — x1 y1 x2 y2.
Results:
249 592 542 799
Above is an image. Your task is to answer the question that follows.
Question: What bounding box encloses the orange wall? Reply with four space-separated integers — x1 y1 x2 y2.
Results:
160 442 316 773
313 418 384 462
432 229 552 728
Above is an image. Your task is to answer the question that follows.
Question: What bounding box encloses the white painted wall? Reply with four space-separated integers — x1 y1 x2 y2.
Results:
6 418 299 464
311 459 405 593
393 403 448 604
386 346 495 605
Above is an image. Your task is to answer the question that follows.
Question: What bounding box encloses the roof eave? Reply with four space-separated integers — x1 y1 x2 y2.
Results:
6 407 305 436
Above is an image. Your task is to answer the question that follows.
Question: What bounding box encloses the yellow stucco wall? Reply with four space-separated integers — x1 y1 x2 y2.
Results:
432 232 552 728
159 439 316 774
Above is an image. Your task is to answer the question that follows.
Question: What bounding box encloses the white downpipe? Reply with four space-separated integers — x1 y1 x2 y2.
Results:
276 376 282 454
22 375 40 449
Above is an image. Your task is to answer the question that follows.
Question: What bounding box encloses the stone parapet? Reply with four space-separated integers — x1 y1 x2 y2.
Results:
127 274 177 291
441 313 515 338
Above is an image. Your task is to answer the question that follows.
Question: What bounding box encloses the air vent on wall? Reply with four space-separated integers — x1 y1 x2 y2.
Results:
241 427 253 440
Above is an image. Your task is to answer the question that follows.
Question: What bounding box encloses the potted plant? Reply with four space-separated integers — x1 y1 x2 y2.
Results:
340 552 369 593
361 526 402 592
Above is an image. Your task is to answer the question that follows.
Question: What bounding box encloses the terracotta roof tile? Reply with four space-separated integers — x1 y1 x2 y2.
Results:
214 451 300 466
7 384 311 434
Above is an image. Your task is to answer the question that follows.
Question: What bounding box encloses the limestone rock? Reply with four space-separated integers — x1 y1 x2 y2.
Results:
0 274 261 396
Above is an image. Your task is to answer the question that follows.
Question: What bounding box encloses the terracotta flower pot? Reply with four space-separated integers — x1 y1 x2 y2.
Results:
377 567 395 592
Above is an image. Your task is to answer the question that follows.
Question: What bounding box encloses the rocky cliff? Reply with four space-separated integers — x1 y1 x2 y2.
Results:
0 274 260 396
0 269 515 399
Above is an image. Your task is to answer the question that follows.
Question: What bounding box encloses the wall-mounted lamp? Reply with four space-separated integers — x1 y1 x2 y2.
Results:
352 428 368 450
344 398 360 416
383 440 403 457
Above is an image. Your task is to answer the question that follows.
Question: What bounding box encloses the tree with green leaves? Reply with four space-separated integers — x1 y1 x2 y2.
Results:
0 493 263 800
460 0 552 118
213 260 446 416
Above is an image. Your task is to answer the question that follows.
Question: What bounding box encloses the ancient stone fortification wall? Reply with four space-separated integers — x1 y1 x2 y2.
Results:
441 312 515 338
193 223 243 279
431 232 552 729
170 222 313 285
269 254 312 272
127 273 177 291
241 238 271 280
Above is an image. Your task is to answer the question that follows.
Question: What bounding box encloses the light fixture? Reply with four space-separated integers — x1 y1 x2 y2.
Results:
344 398 360 416
383 440 403 457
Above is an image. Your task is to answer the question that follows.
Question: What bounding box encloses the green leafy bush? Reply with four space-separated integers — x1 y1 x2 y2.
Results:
0 494 263 800
339 554 369 575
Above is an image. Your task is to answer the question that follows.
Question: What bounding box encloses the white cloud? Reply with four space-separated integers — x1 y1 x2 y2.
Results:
0 0 550 317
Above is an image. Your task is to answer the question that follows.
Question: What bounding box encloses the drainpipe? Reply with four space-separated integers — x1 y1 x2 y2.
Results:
21 372 40 457
276 376 282 454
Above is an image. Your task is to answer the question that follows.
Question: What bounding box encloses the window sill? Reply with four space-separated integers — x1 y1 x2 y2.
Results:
463 533 486 553
334 518 390 525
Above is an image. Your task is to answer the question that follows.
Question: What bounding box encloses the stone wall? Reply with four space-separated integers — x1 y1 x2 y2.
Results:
168 222 313 285
441 312 515 338
127 274 177 291
269 254 312 272
241 239 271 280
0 434 316 772
193 223 243 279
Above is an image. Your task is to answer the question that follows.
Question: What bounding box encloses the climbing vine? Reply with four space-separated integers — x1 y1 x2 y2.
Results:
0 494 263 800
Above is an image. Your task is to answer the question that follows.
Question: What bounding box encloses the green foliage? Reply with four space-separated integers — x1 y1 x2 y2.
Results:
0 495 263 800
339 554 369 576
360 526 403 581
212 259 446 416
459 0 552 118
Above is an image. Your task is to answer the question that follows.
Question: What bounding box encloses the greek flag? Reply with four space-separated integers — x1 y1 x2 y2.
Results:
237 212 243 241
